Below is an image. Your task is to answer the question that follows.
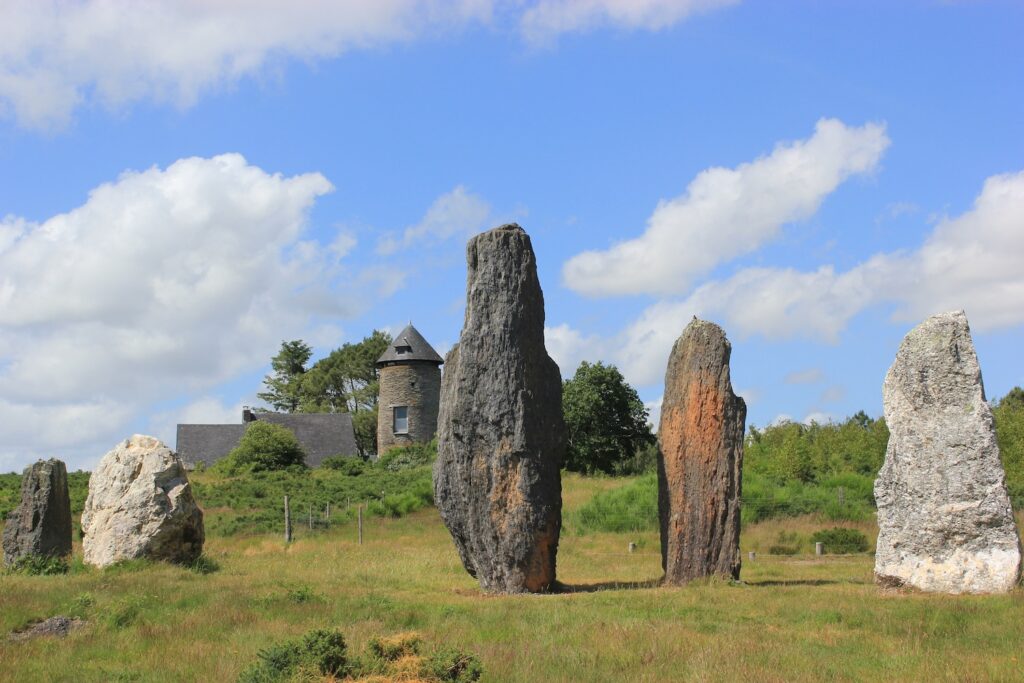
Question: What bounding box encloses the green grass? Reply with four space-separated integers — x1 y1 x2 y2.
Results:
1 473 1022 682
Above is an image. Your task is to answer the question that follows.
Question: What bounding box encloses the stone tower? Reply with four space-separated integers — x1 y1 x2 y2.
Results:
376 323 444 456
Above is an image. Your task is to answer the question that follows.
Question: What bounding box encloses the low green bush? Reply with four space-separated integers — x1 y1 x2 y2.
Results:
377 440 437 471
321 456 367 475
811 527 869 554
238 628 348 682
237 629 482 683
425 648 484 682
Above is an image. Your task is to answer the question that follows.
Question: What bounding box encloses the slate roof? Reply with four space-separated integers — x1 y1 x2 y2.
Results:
175 412 357 468
375 323 444 366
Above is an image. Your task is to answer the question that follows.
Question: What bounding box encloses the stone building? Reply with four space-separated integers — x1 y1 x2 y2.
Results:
376 323 444 455
176 409 357 468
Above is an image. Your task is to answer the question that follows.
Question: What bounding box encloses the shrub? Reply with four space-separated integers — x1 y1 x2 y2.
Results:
217 422 306 474
188 555 220 575
811 527 869 554
6 554 69 576
426 648 484 682
238 628 347 682
377 440 436 471
321 456 366 475
368 632 421 661
238 630 483 683
768 530 803 555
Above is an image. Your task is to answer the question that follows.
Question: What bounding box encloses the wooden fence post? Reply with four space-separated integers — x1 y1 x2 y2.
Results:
284 495 292 544
358 504 363 545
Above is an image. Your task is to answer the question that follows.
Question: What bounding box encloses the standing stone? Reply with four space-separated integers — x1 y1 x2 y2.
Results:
434 224 565 593
81 435 204 568
2 459 72 566
875 311 1021 593
658 319 745 584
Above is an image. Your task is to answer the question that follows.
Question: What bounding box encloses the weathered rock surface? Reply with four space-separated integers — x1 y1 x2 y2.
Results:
434 224 565 593
8 616 85 642
658 319 745 584
875 311 1022 593
81 435 204 568
2 459 72 566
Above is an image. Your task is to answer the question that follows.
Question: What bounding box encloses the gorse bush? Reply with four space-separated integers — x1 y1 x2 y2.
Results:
237 629 481 683
811 527 870 554
238 628 348 682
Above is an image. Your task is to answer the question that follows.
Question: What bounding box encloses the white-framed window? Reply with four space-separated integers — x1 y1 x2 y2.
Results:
393 406 409 434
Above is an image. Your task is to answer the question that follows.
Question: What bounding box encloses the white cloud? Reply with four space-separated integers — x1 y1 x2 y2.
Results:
890 171 1024 330
562 118 890 297
645 397 663 431
544 323 607 377
376 185 492 255
0 153 391 469
550 169 1024 390
803 411 832 425
521 0 738 44
0 1 493 130
784 368 825 385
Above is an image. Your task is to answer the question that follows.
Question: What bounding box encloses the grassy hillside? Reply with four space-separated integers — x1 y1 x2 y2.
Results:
2 473 1022 682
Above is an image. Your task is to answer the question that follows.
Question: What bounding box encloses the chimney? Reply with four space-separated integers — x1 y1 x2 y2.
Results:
243 407 256 423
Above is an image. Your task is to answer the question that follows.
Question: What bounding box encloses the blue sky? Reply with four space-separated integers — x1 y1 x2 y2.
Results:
1 0 1022 471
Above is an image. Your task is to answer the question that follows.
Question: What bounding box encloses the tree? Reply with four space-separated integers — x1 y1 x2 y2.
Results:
218 421 306 473
298 330 392 458
562 361 655 475
258 340 313 413
994 386 1024 508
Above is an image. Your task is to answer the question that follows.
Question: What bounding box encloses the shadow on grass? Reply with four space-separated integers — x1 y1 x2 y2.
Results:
554 579 662 593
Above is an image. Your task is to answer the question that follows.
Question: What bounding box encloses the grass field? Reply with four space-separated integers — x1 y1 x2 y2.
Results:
1 474 1022 682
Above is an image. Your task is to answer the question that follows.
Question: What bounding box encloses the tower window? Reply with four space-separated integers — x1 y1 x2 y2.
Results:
393 406 409 434
396 345 412 355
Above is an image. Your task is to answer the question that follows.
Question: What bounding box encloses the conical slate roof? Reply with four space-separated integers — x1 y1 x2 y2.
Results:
375 323 444 366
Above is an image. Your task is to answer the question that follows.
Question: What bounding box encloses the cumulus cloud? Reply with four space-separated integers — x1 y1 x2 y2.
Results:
551 169 1024 389
563 118 890 297
0 153 388 469
0 0 493 130
521 0 738 44
544 323 608 377
376 185 492 255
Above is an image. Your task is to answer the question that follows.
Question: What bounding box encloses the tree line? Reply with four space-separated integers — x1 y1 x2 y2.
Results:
255 338 1024 508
